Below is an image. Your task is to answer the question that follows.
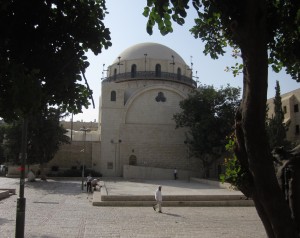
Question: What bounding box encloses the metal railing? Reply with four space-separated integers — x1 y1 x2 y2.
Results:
102 71 197 88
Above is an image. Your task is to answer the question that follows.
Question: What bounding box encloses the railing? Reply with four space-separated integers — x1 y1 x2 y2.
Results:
102 71 197 88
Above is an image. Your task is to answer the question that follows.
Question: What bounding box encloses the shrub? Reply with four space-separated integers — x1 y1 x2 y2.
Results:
51 165 59 172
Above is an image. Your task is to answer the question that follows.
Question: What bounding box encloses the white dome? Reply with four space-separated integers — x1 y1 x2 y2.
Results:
112 42 186 65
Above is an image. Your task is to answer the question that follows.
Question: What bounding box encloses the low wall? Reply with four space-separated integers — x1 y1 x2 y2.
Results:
7 165 41 178
0 190 10 200
190 178 233 190
123 165 199 180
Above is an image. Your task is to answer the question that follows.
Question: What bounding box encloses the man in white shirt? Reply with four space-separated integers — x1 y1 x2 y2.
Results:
153 185 162 213
86 174 92 193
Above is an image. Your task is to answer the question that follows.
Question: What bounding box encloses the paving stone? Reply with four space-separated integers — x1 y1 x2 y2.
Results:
0 177 266 237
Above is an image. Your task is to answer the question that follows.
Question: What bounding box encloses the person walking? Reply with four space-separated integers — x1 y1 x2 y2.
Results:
174 168 178 180
86 174 93 193
153 185 162 213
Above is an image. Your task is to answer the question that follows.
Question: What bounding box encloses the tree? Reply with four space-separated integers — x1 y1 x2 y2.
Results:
0 1 111 235
0 108 70 178
266 81 288 150
27 108 70 180
174 85 240 178
143 1 300 237
0 127 4 164
0 121 22 164
0 0 111 121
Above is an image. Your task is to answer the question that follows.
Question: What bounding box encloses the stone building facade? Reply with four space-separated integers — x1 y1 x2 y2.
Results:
97 42 202 177
52 43 207 178
267 88 300 144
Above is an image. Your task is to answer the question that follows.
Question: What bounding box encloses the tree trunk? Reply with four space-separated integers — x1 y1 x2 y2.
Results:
235 0 298 237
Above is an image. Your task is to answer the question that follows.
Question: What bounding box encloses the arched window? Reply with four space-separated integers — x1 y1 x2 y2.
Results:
110 91 116 101
155 64 161 77
177 67 181 80
114 68 117 80
131 64 137 78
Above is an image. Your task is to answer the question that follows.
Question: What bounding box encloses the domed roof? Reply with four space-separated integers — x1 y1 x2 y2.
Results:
112 42 186 65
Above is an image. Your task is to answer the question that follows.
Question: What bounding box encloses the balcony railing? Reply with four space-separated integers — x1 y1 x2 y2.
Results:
102 71 197 88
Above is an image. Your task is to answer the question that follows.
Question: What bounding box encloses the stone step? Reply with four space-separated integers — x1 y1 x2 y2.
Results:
92 191 253 207
93 199 254 207
0 188 16 195
101 194 247 202
0 190 10 200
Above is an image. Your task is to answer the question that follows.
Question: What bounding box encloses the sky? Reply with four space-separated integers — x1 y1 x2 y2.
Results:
68 0 299 123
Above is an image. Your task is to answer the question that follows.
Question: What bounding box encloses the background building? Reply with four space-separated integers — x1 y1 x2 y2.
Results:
98 42 202 178
267 88 300 144
53 43 207 179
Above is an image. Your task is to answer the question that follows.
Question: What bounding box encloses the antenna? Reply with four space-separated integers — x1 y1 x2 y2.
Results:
144 53 147 72
193 70 199 87
101 63 108 81
117 56 123 74
170 55 175 76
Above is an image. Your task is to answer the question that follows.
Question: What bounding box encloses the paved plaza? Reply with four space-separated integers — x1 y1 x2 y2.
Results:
0 177 266 238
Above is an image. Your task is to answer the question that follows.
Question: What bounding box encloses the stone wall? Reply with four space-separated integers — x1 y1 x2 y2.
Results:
48 141 100 171
123 165 200 180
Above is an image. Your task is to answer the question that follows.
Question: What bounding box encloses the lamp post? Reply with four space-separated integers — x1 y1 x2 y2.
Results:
193 71 199 87
15 116 28 238
111 139 122 175
144 53 147 75
184 140 190 182
170 55 175 76
80 126 90 190
117 56 123 74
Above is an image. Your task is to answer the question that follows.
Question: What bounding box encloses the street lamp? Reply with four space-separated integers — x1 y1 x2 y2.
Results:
111 139 122 175
170 55 175 78
80 126 90 190
184 140 190 182
15 116 28 237
117 56 123 74
144 53 147 75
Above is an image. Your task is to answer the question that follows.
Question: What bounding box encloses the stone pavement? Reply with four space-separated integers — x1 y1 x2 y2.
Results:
94 178 253 207
0 177 267 238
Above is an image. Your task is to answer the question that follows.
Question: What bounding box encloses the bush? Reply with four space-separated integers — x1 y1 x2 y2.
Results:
48 168 102 177
59 169 82 177
51 165 59 172
85 169 102 178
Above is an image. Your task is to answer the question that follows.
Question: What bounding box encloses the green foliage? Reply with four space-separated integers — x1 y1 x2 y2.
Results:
219 134 251 193
27 107 70 165
224 62 243 77
0 0 112 121
49 168 102 177
0 121 23 164
219 135 241 188
266 81 289 149
174 84 241 173
144 1 300 235
143 0 300 80
143 0 189 35
1 107 69 165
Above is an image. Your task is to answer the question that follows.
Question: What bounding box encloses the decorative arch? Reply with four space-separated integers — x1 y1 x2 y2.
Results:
122 85 187 124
